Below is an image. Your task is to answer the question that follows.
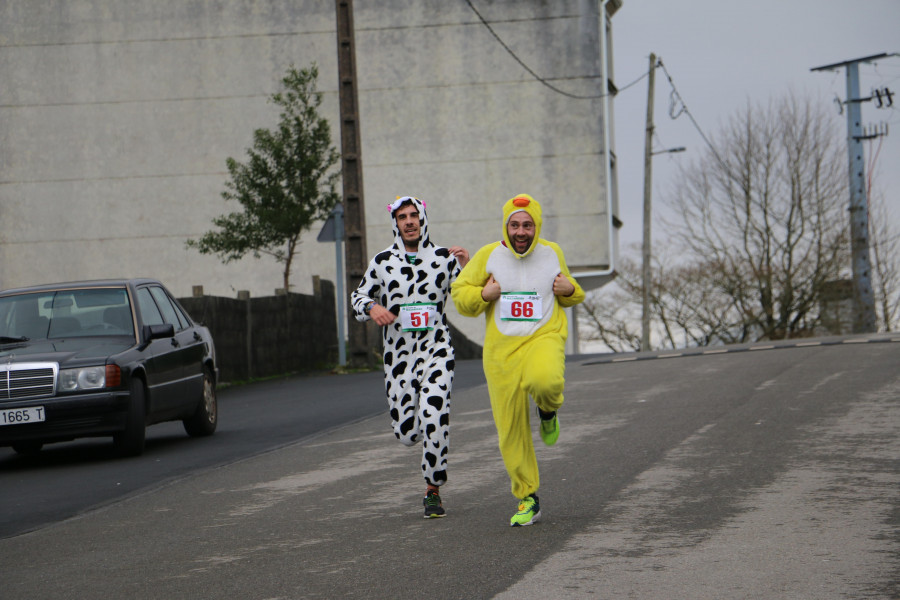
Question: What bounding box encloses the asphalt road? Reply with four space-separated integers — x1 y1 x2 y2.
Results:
1 335 898 599
0 359 487 539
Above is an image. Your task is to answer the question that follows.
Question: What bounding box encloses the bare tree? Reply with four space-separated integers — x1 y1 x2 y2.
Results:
579 249 750 352
580 93 869 350
664 93 850 341
579 261 642 353
869 189 900 331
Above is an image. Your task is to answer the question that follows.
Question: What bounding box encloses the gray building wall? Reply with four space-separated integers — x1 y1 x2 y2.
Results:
0 0 620 346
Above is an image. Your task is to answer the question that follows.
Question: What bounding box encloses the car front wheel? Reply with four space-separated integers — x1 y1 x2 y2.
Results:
183 368 217 437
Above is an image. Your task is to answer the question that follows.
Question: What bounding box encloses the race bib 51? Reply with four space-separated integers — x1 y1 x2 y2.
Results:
500 292 542 321
400 303 438 331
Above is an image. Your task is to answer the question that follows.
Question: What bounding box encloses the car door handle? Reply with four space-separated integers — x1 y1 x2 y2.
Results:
171 338 180 347
193 331 202 342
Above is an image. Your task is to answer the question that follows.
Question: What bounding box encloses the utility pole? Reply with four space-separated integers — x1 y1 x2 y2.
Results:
641 54 684 352
335 0 371 364
641 53 657 352
812 53 889 334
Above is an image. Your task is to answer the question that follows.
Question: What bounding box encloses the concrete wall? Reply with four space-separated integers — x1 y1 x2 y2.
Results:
0 0 620 347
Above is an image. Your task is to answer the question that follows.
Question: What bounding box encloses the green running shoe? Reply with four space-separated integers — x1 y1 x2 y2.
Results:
423 490 446 518
510 494 541 527
538 408 560 446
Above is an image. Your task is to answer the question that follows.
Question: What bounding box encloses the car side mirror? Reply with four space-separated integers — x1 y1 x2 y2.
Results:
142 323 175 341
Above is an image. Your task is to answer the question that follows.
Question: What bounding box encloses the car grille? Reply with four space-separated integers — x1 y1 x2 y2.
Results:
0 362 57 401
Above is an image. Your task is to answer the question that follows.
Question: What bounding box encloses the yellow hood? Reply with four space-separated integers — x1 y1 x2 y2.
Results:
502 193 542 258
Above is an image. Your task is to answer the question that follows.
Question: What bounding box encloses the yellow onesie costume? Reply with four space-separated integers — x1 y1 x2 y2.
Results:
451 194 585 501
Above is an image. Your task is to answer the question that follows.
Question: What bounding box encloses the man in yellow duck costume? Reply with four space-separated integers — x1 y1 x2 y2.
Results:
452 193 584 526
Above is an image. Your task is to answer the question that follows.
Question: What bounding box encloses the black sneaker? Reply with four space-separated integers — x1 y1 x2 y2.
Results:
423 490 446 518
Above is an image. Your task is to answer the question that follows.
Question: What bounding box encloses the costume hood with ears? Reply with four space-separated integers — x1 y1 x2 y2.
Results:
388 195 433 252
502 193 542 258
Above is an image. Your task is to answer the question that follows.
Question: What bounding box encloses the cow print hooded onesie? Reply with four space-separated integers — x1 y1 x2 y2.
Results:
351 197 460 488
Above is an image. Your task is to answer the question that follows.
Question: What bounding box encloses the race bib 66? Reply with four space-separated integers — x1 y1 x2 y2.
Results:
500 292 542 321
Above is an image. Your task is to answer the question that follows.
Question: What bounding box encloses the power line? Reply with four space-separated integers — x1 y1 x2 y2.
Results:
656 58 726 168
616 70 652 96
464 0 648 100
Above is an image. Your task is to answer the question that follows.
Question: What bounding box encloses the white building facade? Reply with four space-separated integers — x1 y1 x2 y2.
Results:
0 0 622 345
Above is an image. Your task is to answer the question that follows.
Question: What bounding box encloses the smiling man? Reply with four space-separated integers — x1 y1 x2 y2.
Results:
506 210 535 254
394 201 423 253
351 196 469 518
451 193 584 526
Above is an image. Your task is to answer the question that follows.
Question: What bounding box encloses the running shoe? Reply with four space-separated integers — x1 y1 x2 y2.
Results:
538 408 560 446
510 494 541 526
423 490 446 518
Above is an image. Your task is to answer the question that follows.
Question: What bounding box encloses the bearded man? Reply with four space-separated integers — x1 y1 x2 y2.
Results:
452 193 584 526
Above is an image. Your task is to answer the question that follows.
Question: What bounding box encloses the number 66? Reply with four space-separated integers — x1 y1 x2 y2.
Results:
511 301 533 318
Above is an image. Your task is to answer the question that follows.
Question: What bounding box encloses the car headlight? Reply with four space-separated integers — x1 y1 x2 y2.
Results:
59 366 107 391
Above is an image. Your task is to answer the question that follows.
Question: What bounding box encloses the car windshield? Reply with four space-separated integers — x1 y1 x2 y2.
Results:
0 288 134 340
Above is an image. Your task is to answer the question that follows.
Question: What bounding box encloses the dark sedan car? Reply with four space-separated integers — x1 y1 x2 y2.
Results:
0 278 217 456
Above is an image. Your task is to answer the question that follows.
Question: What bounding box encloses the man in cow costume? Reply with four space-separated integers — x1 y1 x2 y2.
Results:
351 196 469 518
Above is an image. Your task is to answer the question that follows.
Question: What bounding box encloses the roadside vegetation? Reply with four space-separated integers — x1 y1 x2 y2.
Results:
581 92 899 352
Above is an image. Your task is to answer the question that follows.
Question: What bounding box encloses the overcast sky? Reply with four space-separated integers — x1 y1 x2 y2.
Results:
610 0 900 252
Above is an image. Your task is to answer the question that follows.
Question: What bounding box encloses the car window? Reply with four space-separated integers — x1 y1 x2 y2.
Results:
171 300 191 329
0 293 53 339
0 289 131 339
148 286 186 331
136 288 165 326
